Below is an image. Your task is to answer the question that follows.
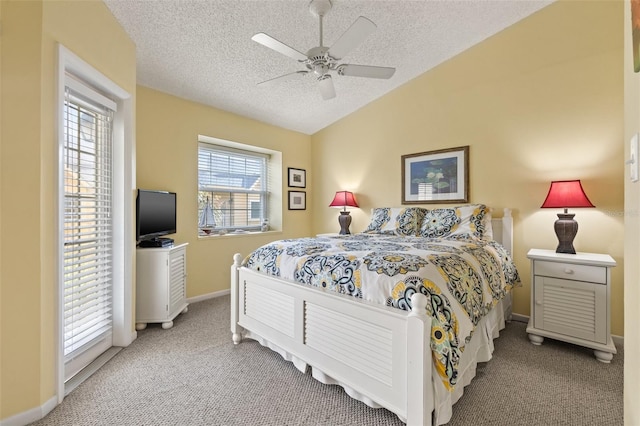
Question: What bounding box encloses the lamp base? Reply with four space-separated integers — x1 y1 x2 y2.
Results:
554 213 578 254
338 211 352 235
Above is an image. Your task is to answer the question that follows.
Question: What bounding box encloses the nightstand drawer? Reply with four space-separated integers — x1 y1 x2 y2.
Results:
534 260 606 284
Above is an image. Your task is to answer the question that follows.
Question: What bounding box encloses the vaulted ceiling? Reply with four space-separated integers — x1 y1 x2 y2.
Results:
104 0 553 135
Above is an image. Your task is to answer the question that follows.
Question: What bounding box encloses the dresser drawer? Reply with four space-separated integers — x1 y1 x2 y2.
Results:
534 260 606 284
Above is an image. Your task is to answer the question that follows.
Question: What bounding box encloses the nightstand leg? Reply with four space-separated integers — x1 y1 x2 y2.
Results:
594 350 614 363
528 333 544 345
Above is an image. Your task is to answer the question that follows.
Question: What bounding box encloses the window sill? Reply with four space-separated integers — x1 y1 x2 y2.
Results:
198 230 282 240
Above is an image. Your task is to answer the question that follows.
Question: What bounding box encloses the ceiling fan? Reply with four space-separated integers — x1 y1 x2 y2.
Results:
251 0 396 100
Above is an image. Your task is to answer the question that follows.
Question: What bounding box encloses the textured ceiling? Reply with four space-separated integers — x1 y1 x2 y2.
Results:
103 0 553 135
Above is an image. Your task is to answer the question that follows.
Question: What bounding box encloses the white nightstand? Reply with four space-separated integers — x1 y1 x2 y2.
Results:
526 248 616 363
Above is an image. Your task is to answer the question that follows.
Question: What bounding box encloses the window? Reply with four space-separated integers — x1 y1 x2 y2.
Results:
250 201 261 220
58 44 134 401
198 142 269 232
62 75 115 382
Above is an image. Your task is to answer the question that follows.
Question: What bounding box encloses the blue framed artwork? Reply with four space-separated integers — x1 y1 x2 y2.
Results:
401 146 469 204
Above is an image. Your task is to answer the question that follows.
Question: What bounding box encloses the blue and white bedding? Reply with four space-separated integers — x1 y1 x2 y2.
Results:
242 231 520 393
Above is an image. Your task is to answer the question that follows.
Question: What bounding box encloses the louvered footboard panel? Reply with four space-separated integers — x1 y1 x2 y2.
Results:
244 280 295 338
305 302 394 386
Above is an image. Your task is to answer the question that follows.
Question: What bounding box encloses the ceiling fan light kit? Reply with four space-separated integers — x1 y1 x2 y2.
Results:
251 0 396 100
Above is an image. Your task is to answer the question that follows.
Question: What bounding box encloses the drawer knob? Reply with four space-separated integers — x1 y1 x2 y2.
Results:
536 300 543 306
564 268 574 274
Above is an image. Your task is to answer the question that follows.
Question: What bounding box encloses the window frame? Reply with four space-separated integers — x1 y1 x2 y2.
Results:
197 136 281 236
57 44 134 402
198 142 269 233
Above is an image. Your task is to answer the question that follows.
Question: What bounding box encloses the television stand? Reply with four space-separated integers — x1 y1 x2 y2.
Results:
139 238 174 248
135 243 188 330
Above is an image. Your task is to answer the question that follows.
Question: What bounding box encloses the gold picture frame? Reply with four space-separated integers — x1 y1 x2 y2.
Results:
401 146 469 204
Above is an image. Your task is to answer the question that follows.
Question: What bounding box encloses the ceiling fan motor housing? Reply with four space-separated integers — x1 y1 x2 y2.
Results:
306 46 331 62
306 46 335 77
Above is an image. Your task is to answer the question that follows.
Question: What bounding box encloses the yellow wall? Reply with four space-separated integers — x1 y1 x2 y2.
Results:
624 1 640 424
0 0 135 420
0 0 628 422
1 0 44 417
136 87 312 298
311 1 625 335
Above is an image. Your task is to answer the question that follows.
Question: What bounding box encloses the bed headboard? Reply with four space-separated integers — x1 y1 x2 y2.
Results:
491 208 513 255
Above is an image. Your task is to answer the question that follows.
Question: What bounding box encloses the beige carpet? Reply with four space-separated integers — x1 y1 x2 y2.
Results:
33 296 623 425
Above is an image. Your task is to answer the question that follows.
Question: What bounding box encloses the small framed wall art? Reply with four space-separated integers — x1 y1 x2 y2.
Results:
288 191 306 210
288 167 306 188
401 145 469 204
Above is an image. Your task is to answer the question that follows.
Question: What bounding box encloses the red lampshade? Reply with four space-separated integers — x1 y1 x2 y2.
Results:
540 180 595 209
329 191 359 209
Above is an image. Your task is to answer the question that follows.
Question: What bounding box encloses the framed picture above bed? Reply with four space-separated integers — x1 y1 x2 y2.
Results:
288 191 306 210
288 167 306 188
401 145 469 204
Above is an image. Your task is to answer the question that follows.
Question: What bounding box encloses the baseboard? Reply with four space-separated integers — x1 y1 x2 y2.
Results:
612 334 624 348
187 288 230 304
510 313 529 323
0 395 57 426
508 313 624 348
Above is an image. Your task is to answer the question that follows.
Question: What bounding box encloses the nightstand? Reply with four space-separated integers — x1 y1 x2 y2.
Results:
526 248 616 363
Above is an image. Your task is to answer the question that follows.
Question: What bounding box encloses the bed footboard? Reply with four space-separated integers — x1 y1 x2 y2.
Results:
230 254 434 425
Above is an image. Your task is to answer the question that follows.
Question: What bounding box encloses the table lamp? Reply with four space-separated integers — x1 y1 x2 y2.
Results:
329 191 359 234
540 180 595 254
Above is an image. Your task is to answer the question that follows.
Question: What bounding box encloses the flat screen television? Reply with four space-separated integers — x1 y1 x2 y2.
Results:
136 189 176 245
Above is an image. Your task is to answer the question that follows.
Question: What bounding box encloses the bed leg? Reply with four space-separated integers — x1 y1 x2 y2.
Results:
407 293 434 426
230 253 243 345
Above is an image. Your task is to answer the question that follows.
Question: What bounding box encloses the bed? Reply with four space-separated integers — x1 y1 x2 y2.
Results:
230 205 519 425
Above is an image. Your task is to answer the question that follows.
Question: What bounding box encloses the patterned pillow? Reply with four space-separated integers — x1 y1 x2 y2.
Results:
363 207 426 236
483 209 494 240
419 204 489 239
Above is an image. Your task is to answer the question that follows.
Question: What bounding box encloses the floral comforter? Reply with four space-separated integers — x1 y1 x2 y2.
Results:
242 233 520 392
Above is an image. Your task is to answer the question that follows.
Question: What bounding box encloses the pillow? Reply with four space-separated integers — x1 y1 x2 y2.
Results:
419 204 489 239
363 207 426 236
483 209 494 240
453 204 490 239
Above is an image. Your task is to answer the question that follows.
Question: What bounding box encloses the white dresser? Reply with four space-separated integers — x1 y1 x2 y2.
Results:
136 243 188 330
526 248 616 362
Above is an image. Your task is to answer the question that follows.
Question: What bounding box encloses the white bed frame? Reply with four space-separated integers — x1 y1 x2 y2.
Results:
230 208 513 425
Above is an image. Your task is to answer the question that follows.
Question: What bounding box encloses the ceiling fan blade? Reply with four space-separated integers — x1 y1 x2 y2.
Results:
251 33 307 62
318 76 336 100
338 64 395 79
328 16 377 60
257 71 308 86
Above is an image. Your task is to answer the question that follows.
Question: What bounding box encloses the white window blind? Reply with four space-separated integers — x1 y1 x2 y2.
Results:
62 77 114 380
198 143 268 232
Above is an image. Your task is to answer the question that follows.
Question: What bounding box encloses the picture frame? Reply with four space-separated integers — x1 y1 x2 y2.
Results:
401 146 469 204
288 191 306 210
288 167 306 188
633 0 640 72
